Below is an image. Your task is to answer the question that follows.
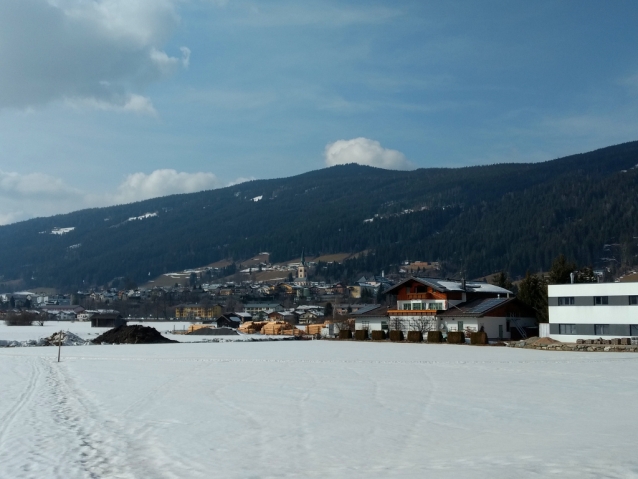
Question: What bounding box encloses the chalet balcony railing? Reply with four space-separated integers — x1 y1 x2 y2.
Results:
387 309 438 316
405 292 446 300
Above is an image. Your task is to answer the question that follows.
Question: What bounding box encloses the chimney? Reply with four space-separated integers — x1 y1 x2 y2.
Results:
570 272 575 284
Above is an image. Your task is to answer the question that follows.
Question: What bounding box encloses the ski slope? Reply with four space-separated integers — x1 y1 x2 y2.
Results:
1 341 637 478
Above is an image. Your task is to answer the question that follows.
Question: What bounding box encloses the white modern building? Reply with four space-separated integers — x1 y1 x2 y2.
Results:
548 282 638 342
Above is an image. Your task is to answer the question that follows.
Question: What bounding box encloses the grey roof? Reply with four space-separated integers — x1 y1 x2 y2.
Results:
351 304 383 315
244 303 282 308
384 277 512 295
354 316 388 322
438 297 512 317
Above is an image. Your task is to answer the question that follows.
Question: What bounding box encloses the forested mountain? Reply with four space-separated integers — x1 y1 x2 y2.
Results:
2 141 638 289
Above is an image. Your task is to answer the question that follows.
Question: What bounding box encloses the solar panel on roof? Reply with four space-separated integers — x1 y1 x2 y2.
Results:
467 298 506 314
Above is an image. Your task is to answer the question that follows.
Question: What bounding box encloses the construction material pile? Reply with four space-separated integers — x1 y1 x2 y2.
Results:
239 321 268 334
305 324 324 335
260 321 304 336
187 324 212 334
45 331 90 346
93 325 177 344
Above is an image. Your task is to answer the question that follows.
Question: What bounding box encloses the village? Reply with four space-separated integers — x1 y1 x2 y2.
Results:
3 250 638 349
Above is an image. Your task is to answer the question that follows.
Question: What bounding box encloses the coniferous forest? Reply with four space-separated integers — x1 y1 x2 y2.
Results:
1 141 638 289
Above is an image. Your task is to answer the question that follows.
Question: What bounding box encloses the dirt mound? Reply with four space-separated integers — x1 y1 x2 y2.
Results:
93 325 177 344
186 327 239 336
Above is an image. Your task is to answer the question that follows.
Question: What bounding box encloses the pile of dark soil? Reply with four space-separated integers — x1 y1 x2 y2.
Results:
93 325 177 344
187 327 239 336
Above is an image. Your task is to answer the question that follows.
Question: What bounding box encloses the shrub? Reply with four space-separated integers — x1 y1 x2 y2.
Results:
446 331 465 344
354 329 368 341
4 312 37 326
407 331 423 343
338 330 353 340
389 330 404 342
470 331 488 345
371 330 386 341
427 331 443 343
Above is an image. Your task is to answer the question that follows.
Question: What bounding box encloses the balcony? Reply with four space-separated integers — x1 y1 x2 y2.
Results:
405 292 446 300
387 309 438 316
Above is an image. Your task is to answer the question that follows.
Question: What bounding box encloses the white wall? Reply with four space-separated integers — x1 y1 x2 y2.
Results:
354 318 387 331
549 283 638 297
549 305 638 325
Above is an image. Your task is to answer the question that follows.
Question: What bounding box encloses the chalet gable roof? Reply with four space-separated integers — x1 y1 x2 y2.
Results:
383 277 512 296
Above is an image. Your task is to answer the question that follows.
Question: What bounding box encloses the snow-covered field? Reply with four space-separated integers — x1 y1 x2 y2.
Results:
1 334 638 478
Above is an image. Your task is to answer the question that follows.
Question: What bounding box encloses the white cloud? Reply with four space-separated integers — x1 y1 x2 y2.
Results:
0 0 188 112
324 137 414 170
0 168 240 225
68 94 157 115
111 169 222 204
0 170 83 198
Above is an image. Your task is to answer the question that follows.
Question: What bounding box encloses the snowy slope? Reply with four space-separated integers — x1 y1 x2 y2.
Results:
1 342 637 478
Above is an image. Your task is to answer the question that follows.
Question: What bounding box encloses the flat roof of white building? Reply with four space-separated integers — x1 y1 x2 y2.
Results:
549 282 638 296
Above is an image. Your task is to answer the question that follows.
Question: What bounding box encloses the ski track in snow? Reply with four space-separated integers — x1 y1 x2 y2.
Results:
0 357 172 479
2 343 638 478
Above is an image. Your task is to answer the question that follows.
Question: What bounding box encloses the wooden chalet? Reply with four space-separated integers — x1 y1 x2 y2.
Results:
379 277 535 340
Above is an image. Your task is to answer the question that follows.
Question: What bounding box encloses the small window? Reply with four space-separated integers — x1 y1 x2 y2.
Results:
559 324 576 334
629 296 638 305
412 302 422 310
631 325 638 336
594 324 609 335
403 303 412 311
557 297 574 305
594 296 608 305
506 320 510 333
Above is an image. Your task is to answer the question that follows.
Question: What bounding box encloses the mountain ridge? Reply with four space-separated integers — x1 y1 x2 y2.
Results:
2 140 638 289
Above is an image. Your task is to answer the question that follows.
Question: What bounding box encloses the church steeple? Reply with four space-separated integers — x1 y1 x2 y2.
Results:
295 248 308 285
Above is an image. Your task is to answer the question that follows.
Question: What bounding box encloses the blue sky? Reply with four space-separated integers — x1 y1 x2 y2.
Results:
1 0 638 223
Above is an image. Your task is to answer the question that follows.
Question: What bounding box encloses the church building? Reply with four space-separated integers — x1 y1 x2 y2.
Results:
294 249 309 286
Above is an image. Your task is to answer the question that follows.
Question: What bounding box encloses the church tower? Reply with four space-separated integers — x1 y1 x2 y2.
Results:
296 249 308 285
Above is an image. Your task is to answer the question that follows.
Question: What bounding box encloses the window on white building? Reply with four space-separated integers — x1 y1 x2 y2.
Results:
594 324 609 335
594 296 608 305
412 302 422 310
558 297 574 305
559 324 576 334
403 303 412 310
629 296 638 305
631 325 638 336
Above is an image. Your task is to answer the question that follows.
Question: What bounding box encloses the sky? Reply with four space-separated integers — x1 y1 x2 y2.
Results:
1 0 638 224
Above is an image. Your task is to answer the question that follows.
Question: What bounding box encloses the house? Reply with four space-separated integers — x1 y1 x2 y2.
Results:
298 310 324 324
437 297 536 340
91 313 126 328
244 302 284 317
234 312 253 322
175 303 224 320
217 314 241 329
77 310 97 322
380 277 524 339
548 282 638 341
268 311 298 324
354 316 389 333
